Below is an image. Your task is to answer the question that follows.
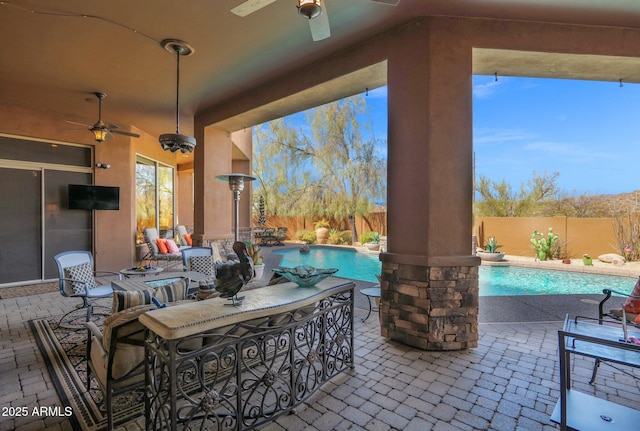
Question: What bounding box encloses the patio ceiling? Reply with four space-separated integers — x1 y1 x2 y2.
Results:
3 0 640 147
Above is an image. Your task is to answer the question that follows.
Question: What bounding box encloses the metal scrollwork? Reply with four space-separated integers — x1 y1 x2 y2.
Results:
145 287 354 430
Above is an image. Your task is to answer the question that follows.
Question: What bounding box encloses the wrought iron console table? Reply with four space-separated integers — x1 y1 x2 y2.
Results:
551 315 640 431
139 278 355 430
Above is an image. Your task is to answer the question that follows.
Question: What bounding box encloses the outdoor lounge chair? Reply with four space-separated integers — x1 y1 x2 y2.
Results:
86 278 190 430
175 224 192 247
273 227 287 245
53 250 121 323
143 227 183 268
590 278 640 383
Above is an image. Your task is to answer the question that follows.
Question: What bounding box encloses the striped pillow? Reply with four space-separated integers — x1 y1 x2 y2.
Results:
155 279 187 303
112 290 154 313
111 279 188 313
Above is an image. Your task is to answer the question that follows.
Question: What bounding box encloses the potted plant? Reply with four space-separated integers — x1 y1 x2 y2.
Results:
476 236 505 261
314 219 331 244
362 231 380 251
245 242 265 279
582 253 593 266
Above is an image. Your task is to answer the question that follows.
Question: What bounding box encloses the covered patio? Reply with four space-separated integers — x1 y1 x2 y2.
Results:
2 280 640 430
3 1 640 429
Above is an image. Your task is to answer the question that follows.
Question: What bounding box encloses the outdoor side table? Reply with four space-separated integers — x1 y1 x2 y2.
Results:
360 285 381 322
551 315 640 431
119 266 164 278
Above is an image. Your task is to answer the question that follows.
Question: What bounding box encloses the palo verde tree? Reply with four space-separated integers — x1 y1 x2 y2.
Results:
308 96 386 242
253 94 386 242
475 171 560 217
253 118 315 217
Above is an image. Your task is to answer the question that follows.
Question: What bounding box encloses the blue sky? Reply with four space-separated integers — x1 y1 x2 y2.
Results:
473 75 640 195
263 77 640 196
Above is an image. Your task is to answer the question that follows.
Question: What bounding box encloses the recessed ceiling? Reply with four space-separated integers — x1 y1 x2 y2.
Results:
3 0 640 146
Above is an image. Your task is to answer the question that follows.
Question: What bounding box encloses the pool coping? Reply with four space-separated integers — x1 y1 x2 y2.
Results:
483 254 640 279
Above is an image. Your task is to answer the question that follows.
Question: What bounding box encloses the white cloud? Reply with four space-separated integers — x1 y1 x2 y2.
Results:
474 128 534 145
473 80 500 98
523 140 618 163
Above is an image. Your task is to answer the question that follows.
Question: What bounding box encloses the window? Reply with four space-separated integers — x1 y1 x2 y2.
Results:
136 156 174 242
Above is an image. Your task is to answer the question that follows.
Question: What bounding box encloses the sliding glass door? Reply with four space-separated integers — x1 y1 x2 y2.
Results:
136 156 174 242
0 135 93 285
0 168 42 283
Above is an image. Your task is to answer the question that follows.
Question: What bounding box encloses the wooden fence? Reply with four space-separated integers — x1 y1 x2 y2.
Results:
254 212 387 242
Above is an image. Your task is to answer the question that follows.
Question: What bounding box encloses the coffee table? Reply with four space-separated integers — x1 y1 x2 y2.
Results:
119 266 164 278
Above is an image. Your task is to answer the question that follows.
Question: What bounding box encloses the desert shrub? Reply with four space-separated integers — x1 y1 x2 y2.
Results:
327 229 342 245
296 229 316 244
360 231 378 244
339 230 352 245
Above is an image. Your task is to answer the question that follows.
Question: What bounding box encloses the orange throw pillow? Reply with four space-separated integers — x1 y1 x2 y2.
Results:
156 238 169 254
183 233 192 246
623 277 640 314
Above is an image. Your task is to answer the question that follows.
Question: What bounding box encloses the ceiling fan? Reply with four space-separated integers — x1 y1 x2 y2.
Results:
66 92 140 142
231 0 400 42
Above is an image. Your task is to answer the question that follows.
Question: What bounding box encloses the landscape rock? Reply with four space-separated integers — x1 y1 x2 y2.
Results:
598 253 626 266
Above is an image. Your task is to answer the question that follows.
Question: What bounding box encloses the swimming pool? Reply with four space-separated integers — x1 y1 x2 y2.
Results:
479 265 634 296
272 246 636 296
272 247 381 283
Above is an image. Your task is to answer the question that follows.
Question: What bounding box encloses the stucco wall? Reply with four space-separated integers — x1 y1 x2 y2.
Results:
0 103 183 273
476 216 619 258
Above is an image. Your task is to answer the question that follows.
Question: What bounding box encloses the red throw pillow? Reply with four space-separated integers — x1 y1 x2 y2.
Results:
166 239 180 254
623 277 640 314
183 233 192 246
156 238 169 254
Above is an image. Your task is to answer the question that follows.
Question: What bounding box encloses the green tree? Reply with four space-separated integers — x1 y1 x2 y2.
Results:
475 171 560 217
253 95 386 242
544 191 610 217
253 118 314 217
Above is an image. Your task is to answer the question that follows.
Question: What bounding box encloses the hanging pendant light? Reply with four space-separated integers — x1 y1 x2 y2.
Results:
159 39 196 153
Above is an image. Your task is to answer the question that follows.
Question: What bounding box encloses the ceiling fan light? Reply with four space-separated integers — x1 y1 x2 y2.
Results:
297 0 322 19
90 125 109 142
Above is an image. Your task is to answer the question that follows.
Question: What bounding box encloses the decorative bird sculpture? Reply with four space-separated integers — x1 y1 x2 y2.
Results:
214 241 254 306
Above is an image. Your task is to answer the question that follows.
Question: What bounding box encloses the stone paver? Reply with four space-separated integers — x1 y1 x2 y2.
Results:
1 288 639 431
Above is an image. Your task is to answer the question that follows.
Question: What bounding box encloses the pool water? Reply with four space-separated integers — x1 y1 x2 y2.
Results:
272 247 636 296
479 265 635 296
273 247 381 283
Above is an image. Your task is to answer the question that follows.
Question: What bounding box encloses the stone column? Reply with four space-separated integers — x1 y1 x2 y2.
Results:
379 255 478 350
381 19 479 350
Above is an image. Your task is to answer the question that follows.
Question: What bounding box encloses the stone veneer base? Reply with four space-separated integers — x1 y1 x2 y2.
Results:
379 259 479 351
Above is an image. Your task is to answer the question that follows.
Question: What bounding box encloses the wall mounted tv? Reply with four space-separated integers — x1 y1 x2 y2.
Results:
68 184 120 210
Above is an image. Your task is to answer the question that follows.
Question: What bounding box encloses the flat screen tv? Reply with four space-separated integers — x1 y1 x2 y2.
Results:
68 184 120 210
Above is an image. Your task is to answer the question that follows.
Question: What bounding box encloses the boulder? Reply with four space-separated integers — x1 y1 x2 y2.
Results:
598 253 626 266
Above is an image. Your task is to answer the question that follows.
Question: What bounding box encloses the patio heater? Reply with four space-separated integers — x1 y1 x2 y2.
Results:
216 173 256 242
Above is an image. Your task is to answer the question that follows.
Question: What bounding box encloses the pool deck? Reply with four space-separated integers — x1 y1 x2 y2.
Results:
3 247 639 430
261 245 640 324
